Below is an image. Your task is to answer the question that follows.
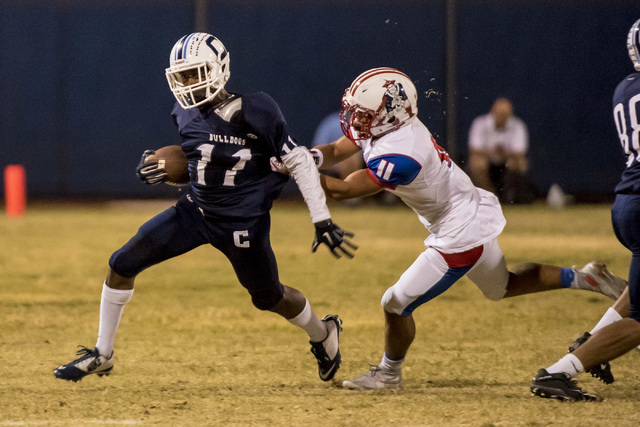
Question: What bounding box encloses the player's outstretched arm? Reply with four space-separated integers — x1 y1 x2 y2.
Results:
320 169 381 201
281 146 358 259
310 136 361 170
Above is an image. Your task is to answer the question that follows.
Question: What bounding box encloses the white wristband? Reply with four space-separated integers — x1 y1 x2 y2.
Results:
309 148 323 169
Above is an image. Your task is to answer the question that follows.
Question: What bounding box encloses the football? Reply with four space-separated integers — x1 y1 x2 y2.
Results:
148 145 189 185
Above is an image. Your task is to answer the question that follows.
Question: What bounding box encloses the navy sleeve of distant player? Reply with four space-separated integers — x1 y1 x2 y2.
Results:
242 92 298 158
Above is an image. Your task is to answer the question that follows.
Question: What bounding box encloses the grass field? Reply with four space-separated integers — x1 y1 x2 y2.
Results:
1 199 640 426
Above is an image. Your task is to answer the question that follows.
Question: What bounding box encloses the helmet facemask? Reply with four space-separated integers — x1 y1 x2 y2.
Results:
628 19 640 72
166 61 225 108
340 96 376 141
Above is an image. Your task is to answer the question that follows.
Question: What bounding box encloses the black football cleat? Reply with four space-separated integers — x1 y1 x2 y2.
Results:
54 346 114 382
530 369 599 402
310 315 342 381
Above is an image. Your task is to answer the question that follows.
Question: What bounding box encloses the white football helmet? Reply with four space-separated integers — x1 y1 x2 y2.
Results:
628 19 640 72
340 67 418 140
165 33 230 109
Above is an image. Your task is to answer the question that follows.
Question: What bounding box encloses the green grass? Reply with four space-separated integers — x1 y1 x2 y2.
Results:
1 199 640 426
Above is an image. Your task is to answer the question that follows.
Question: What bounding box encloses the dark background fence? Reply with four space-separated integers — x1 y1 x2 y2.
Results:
1 0 639 200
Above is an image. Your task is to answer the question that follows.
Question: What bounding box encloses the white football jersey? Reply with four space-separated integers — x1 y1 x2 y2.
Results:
355 119 506 252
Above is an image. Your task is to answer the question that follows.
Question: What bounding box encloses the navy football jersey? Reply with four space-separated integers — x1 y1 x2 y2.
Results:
613 72 640 195
171 92 294 218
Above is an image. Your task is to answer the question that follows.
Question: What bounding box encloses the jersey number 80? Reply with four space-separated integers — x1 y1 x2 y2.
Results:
614 93 640 166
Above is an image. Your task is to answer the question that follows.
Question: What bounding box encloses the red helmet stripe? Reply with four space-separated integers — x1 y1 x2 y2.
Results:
348 67 412 96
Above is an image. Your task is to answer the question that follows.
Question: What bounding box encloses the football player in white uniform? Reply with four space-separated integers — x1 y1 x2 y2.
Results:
310 67 627 390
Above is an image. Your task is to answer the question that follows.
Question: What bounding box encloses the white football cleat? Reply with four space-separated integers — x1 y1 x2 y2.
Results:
342 365 401 390
572 262 627 300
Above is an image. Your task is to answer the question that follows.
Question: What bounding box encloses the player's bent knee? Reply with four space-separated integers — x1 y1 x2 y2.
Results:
251 290 284 311
381 287 406 316
108 250 142 279
473 275 508 301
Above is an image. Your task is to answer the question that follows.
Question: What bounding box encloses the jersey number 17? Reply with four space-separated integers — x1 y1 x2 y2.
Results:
197 144 252 186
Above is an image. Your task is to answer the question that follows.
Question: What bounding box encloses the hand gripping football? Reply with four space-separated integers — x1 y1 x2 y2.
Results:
148 145 189 185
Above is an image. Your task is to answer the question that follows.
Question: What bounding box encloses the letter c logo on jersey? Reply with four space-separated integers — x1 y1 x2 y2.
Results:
234 230 250 248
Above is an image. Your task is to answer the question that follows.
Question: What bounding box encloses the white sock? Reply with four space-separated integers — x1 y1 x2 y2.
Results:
589 307 640 351
380 353 404 374
546 353 583 378
287 299 327 342
95 283 133 356
590 307 623 334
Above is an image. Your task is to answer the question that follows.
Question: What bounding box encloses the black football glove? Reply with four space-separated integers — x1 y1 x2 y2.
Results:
136 149 167 185
312 219 358 258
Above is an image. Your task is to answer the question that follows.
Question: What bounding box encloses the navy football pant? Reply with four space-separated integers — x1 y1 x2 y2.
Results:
109 194 285 310
611 194 640 322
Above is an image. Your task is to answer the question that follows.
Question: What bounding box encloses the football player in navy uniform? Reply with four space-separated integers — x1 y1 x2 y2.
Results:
530 19 640 402
53 33 356 382
308 67 626 391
